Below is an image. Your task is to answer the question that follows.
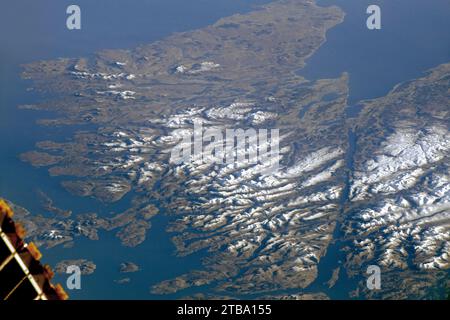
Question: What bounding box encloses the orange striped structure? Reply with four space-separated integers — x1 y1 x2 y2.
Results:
0 199 68 300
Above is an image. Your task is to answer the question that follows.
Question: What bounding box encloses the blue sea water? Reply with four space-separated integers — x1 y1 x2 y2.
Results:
0 0 449 299
303 0 450 104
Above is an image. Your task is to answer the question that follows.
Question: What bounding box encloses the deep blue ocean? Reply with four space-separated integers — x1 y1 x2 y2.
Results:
0 0 449 299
